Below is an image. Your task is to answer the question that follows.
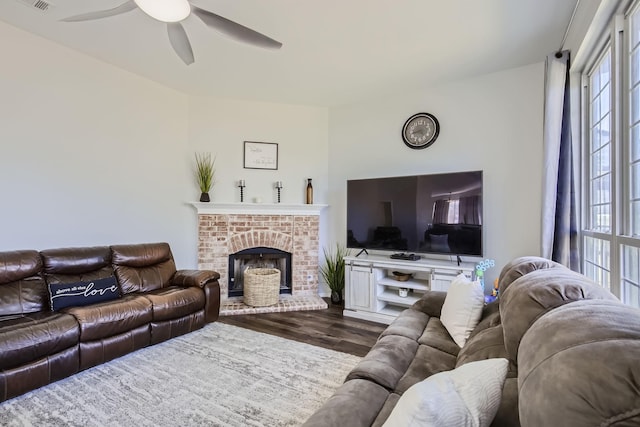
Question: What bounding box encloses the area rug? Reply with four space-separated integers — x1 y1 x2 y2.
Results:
0 323 361 427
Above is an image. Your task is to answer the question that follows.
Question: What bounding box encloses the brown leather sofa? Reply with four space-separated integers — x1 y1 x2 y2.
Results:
0 242 220 402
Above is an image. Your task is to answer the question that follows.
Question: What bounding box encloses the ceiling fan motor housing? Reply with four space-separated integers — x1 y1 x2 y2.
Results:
133 0 190 23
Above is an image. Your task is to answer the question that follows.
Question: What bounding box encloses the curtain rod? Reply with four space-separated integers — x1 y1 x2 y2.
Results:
558 0 581 55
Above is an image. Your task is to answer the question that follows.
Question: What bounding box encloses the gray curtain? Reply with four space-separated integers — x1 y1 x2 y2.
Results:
541 51 579 270
432 196 481 225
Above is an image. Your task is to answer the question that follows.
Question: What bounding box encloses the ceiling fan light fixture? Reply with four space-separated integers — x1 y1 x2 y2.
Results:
133 0 190 23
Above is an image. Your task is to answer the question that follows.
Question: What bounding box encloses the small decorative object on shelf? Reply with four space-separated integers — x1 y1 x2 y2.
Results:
306 178 313 204
485 278 500 304
238 179 246 203
474 259 496 303
392 271 413 281
195 152 215 203
275 181 283 203
398 288 409 298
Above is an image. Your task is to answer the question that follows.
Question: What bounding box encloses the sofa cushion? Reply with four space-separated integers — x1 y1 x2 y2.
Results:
440 273 484 347
0 250 42 285
347 335 419 390
41 246 111 275
466 300 501 341
410 290 447 317
456 325 510 368
0 312 79 370
500 267 618 362
48 276 120 311
143 286 205 321
518 299 640 427
0 250 48 316
302 379 390 427
497 256 562 296
379 308 429 341
41 247 117 308
62 294 152 341
417 317 460 357
372 394 401 427
456 324 520 427
394 344 457 395
382 358 509 427
111 243 176 294
492 377 519 427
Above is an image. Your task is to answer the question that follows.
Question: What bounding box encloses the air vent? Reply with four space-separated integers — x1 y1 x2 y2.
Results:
16 0 53 12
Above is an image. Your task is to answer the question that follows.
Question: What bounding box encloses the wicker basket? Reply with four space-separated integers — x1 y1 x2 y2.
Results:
244 268 281 307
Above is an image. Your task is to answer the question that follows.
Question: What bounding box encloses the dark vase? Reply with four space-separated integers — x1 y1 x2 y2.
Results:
330 290 343 305
200 192 210 202
306 178 313 204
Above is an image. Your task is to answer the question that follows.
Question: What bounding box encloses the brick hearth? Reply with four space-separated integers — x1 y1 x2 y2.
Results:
192 203 328 315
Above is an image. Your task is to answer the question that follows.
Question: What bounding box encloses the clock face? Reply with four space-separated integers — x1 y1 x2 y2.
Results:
402 113 440 149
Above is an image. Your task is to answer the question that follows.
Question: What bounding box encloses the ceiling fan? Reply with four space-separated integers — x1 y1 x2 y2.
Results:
61 0 282 65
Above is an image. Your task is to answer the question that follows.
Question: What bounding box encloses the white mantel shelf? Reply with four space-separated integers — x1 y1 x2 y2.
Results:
189 202 328 215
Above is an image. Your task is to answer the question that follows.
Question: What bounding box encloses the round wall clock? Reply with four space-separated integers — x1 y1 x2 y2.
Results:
402 112 440 149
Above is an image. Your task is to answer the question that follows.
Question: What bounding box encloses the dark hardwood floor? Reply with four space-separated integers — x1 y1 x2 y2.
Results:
219 299 386 357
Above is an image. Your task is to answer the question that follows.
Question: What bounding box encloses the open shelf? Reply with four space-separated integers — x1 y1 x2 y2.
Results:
377 290 420 306
378 276 429 291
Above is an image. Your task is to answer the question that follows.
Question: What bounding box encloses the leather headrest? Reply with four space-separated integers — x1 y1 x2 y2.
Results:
41 246 111 275
111 242 172 268
0 250 42 285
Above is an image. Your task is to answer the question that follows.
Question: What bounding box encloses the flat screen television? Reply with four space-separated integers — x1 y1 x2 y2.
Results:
346 171 483 257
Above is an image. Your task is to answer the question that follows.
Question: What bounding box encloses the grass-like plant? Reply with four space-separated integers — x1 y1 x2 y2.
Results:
320 244 349 301
195 152 216 193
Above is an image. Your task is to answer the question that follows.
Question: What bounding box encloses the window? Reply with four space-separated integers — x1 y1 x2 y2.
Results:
582 2 640 307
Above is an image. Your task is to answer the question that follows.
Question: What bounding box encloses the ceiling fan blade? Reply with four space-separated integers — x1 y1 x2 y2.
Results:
167 23 194 65
61 0 137 22
192 7 282 50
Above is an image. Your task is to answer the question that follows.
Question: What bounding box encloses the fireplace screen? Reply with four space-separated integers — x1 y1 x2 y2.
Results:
228 247 292 297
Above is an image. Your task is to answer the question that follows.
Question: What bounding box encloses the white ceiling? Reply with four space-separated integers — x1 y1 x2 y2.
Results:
0 0 578 107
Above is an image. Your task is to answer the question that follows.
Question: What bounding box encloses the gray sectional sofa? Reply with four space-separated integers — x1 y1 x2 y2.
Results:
304 256 640 427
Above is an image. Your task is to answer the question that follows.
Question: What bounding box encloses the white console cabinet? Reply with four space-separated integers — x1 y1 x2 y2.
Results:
343 254 474 324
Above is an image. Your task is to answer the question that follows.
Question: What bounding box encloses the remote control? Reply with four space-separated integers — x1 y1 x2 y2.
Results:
390 253 421 261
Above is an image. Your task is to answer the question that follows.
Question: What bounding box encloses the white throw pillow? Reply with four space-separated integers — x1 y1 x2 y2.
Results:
440 273 485 347
382 358 509 427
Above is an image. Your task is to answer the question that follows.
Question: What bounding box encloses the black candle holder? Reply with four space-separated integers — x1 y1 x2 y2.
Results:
238 180 246 203
275 181 283 203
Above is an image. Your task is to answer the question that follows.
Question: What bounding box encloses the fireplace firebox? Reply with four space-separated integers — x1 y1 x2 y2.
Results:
228 247 292 297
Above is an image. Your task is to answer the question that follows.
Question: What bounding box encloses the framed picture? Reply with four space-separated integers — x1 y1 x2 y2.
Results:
243 141 278 170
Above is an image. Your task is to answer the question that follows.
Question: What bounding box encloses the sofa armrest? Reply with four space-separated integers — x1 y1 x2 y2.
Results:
203 281 221 323
172 270 221 323
410 291 447 318
171 269 220 288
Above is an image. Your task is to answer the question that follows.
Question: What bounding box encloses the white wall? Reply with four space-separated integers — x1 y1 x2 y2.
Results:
186 97 328 205
328 62 545 286
185 96 329 267
0 18 542 288
0 22 193 266
0 21 329 269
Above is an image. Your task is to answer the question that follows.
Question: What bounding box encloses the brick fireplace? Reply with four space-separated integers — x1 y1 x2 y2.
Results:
192 203 328 315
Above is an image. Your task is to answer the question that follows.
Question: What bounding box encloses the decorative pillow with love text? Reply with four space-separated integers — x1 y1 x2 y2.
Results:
48 276 121 311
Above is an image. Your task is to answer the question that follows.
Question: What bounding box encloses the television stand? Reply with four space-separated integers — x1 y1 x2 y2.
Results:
343 254 474 324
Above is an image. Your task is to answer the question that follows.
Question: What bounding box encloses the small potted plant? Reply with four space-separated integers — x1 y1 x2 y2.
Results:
195 152 215 202
320 244 349 305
